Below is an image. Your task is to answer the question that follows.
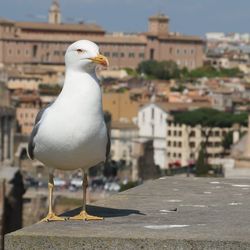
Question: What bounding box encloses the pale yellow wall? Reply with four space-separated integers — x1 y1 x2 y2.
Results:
103 92 141 122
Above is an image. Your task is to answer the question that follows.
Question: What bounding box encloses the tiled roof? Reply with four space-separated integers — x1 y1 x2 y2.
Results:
16 22 104 33
111 121 138 130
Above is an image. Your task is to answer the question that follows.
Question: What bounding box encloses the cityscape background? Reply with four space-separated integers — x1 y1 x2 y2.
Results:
1 0 250 35
1 0 250 247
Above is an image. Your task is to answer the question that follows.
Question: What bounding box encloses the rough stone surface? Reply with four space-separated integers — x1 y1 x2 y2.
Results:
5 177 250 250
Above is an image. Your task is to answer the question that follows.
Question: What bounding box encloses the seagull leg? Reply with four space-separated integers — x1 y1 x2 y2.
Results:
69 170 103 221
40 171 66 222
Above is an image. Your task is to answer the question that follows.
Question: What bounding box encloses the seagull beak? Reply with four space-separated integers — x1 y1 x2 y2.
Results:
90 54 109 67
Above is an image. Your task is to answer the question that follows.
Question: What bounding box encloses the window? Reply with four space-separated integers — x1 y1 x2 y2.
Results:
142 112 145 123
178 142 182 147
54 51 60 56
9 49 12 55
120 52 125 57
129 52 135 58
139 53 144 59
215 131 220 137
189 142 195 148
178 131 182 136
169 48 173 54
112 52 118 57
123 150 127 157
190 131 195 137
168 130 171 136
176 49 180 55
151 108 154 119
32 45 38 57
150 49 154 60
104 52 110 57
168 141 171 146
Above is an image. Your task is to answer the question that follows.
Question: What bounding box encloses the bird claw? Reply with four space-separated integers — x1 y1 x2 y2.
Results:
39 213 67 222
68 211 103 221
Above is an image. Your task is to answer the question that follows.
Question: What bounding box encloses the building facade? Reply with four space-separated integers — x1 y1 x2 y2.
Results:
0 1 204 70
110 121 138 165
137 103 168 169
0 107 15 165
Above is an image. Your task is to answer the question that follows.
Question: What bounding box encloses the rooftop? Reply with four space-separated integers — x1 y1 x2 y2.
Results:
5 177 250 249
16 21 105 33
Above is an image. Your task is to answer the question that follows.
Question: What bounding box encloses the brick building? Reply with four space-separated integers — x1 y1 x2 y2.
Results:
0 0 204 70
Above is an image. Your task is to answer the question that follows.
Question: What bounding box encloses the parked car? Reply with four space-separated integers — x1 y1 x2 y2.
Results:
104 182 120 192
70 178 82 188
53 178 67 188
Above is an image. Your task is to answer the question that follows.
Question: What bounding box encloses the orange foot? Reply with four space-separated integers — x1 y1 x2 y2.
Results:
68 211 103 221
39 213 67 222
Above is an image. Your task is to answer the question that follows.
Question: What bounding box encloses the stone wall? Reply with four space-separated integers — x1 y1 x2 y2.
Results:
0 180 5 250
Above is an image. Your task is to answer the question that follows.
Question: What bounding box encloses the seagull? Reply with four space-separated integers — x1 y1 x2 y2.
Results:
28 40 110 222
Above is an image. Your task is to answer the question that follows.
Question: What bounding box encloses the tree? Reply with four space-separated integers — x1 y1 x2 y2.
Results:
173 108 248 175
222 131 233 152
184 65 242 79
196 142 209 176
137 60 180 80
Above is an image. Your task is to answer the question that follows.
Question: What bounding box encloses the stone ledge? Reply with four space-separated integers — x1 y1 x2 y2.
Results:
5 177 250 250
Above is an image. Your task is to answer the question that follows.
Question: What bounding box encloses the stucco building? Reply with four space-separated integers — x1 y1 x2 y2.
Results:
0 107 15 165
137 102 212 169
0 0 204 70
110 121 138 165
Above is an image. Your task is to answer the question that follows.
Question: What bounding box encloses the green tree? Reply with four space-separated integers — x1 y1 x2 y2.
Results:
137 60 180 80
185 66 242 79
222 131 233 155
196 142 209 176
173 108 248 175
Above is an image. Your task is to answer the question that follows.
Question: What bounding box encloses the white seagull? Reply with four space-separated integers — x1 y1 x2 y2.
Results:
28 40 110 222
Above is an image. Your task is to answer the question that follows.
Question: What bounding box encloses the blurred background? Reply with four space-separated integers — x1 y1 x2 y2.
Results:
1 0 250 247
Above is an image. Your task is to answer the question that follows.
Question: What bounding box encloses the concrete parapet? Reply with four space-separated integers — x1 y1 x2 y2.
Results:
5 177 250 250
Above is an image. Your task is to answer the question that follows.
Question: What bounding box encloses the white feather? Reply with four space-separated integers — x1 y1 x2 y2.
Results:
33 41 107 170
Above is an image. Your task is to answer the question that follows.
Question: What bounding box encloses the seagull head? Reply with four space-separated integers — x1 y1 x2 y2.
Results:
65 40 109 73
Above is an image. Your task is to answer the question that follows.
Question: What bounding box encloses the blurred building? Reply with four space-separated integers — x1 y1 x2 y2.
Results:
0 107 15 165
15 95 41 135
137 102 212 169
0 1 203 69
137 103 168 169
131 138 159 181
103 92 143 122
110 121 138 165
166 121 231 167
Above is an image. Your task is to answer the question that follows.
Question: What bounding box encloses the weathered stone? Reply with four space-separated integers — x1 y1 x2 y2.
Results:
5 177 250 250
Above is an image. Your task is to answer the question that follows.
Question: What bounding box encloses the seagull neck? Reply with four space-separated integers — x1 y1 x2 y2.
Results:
65 69 97 83
60 69 101 102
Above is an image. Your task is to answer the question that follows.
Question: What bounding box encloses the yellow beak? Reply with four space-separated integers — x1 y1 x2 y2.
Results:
90 54 109 67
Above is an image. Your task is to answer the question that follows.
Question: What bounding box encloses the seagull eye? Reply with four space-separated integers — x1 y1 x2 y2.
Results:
76 49 85 54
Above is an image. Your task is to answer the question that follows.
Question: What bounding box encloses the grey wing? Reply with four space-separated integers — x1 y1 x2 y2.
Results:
105 125 111 161
27 102 54 160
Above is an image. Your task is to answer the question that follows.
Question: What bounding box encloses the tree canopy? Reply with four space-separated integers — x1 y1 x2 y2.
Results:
136 60 242 80
137 60 180 80
184 66 242 79
173 108 248 128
